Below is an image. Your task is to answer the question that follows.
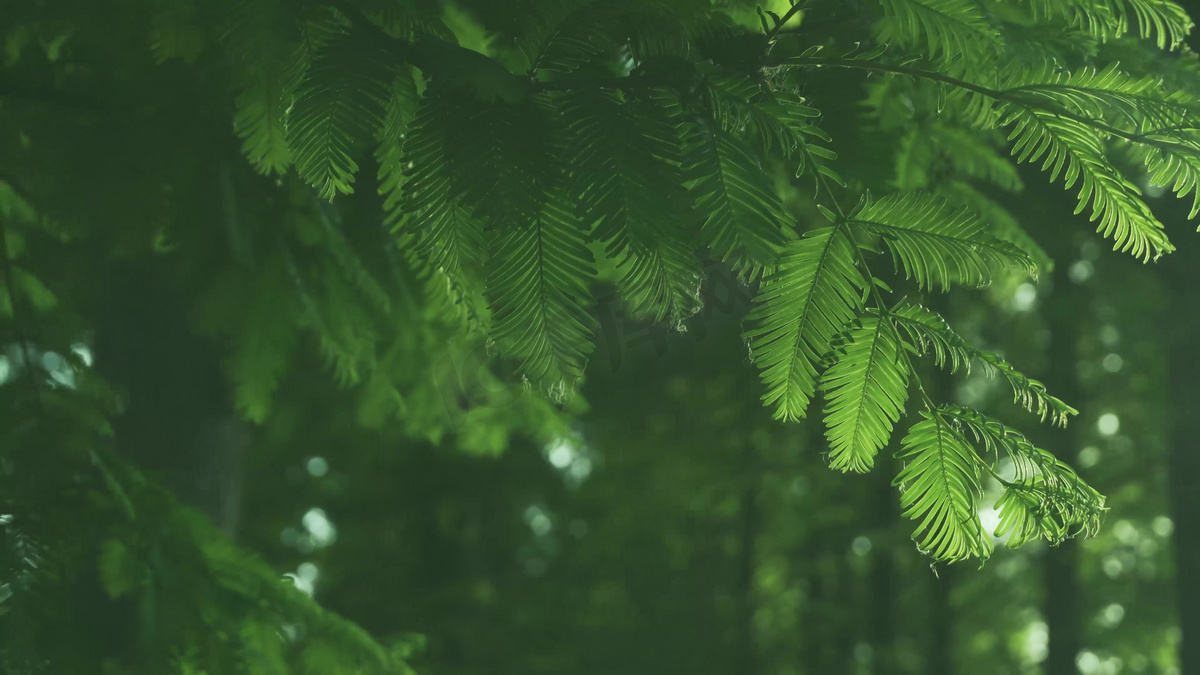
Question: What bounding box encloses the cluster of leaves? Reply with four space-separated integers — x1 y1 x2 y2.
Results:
3 5 1198 638
0 177 427 671
196 0 1200 562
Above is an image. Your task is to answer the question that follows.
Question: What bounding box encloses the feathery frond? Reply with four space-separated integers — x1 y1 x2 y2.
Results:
696 68 843 190
528 0 693 77
560 88 702 322
1003 104 1172 260
1132 140 1200 219
288 26 395 200
232 59 294 176
149 0 206 64
1007 63 1196 132
849 192 1037 290
1019 0 1191 48
820 313 910 473
894 125 1025 192
398 86 485 275
467 97 558 231
745 227 866 422
895 409 992 562
940 406 1105 546
197 257 300 424
873 0 1002 68
487 188 597 391
1126 0 1193 48
891 302 1077 424
938 180 1054 272
757 91 839 176
683 117 789 272
225 0 301 175
376 68 420 225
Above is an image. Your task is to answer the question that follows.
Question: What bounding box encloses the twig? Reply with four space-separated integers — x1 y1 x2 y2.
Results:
775 56 1200 154
765 2 808 43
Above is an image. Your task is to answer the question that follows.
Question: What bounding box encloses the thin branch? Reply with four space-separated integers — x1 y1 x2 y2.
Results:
530 73 673 92
775 57 1200 154
765 2 807 43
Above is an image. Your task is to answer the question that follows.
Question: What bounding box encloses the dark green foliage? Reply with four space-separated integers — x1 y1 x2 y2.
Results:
5 0 1200 671
560 87 702 322
487 188 597 389
289 24 396 199
850 192 1037 290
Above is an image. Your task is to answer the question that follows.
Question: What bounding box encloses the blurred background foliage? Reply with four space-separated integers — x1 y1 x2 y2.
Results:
2 0 1199 673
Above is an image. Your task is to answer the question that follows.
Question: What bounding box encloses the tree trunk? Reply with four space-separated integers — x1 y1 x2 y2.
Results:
868 454 897 675
93 260 246 537
1165 237 1200 672
928 568 954 675
735 471 761 675
1041 239 1086 675
1043 539 1081 673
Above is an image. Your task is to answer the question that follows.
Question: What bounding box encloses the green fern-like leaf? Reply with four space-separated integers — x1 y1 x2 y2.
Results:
1019 0 1191 48
376 68 420 225
745 226 866 422
849 192 1037 290
227 272 299 424
1019 0 1121 40
487 188 597 390
285 252 370 387
941 406 1105 546
560 88 701 322
316 208 393 314
890 302 1076 424
937 180 1054 272
1008 63 1196 132
233 61 293 176
683 117 788 271
1127 0 1193 48
820 313 910 473
895 409 992 562
288 26 395 200
197 255 300 424
398 86 485 275
1132 139 1200 219
528 1 693 77
473 97 559 231
224 0 302 176
873 0 1002 68
1003 104 1172 260
694 67 842 189
527 0 617 75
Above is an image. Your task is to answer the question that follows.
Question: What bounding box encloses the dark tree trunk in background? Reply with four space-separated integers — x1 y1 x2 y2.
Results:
928 568 954 675
800 421 852 675
1043 539 1081 673
868 454 897 675
93 260 246 536
1042 238 1086 675
1165 230 1200 672
1164 28 1200 664
734 470 761 675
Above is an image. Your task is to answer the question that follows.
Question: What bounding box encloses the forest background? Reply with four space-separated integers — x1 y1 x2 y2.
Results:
4 0 1200 673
